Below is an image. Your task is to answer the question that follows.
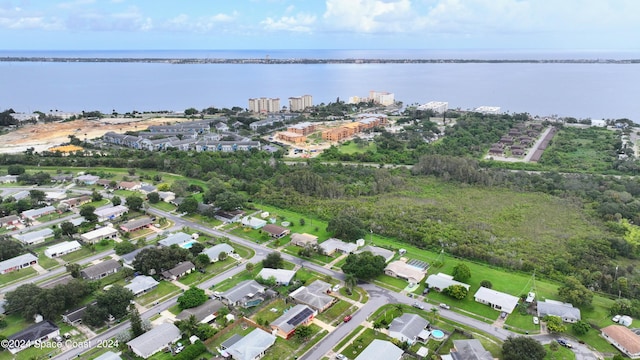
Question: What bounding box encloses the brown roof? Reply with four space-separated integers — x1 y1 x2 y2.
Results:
263 224 289 236
119 181 140 189
602 325 640 354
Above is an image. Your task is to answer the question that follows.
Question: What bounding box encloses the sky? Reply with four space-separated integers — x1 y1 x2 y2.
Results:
0 0 639 51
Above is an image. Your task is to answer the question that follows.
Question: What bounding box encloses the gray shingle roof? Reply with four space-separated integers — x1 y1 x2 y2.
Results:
289 280 333 311
221 280 265 304
94 351 123 360
127 323 181 359
13 228 54 244
225 329 276 360
0 253 38 273
426 273 470 291
121 245 154 265
451 339 493 360
161 261 194 278
124 275 159 296
176 299 225 322
80 259 122 280
201 244 234 261
271 304 315 334
354 340 404 360
389 313 429 342
158 232 192 247
537 300 581 321
8 320 59 343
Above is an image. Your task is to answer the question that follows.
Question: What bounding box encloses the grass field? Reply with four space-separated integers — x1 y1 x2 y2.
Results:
137 281 181 306
543 343 576 360
0 267 37 285
337 141 377 154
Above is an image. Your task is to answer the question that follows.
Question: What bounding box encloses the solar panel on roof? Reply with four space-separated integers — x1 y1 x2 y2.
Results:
407 259 429 270
287 307 314 326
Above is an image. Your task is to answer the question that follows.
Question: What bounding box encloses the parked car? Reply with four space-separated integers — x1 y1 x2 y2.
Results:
332 284 341 292
412 302 425 310
557 339 573 348
336 354 347 360
533 316 539 325
500 311 507 319
612 314 622 323
439 303 450 310
343 315 352 323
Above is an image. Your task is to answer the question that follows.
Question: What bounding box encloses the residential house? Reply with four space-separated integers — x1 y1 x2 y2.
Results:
127 323 181 359
601 325 640 359
44 241 82 258
80 226 119 244
257 268 296 286
219 280 266 308
80 259 122 280
319 238 359 256
44 191 66 202
158 232 192 247
355 245 395 262
270 304 316 339
94 205 129 222
176 299 225 324
449 339 493 360
620 316 633 327
262 224 290 239
290 233 318 247
60 195 91 209
139 184 157 195
425 273 471 293
75 174 100 185
52 174 74 183
68 217 87 227
0 215 21 227
120 216 153 233
94 352 123 360
124 275 159 296
6 320 60 354
241 216 267 229
201 243 235 262
223 328 276 360
384 261 427 286
289 280 335 313
537 299 581 323
121 245 154 268
215 210 245 223
13 228 54 245
0 253 38 274
62 303 93 325
21 206 57 220
388 313 430 344
118 181 141 191
354 340 403 360
161 261 195 281
473 287 519 314
0 175 18 183
157 191 175 203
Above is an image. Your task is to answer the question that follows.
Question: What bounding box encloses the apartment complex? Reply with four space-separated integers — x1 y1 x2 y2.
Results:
321 114 389 141
288 95 313 112
418 101 449 113
248 97 281 113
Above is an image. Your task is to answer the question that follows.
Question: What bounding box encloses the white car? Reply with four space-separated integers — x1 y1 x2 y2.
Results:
336 354 347 360
612 314 622 323
332 284 341 292
533 316 539 325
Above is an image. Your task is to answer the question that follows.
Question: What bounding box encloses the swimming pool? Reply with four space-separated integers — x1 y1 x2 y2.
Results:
181 240 198 249
431 330 445 339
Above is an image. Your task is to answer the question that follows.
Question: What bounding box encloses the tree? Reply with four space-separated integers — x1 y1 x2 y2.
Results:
430 307 439 322
91 190 103 202
59 221 77 236
7 164 25 175
125 195 143 212
262 252 284 269
295 326 313 341
543 315 566 333
82 304 109 327
114 241 137 255
214 191 245 211
452 263 471 282
178 196 198 214
29 189 46 204
345 273 357 292
147 192 160 204
245 262 255 272
558 276 593 307
176 314 199 337
66 263 81 278
326 214 366 241
178 287 208 309
218 252 228 262
188 242 205 257
480 280 493 289
572 320 590 335
130 306 145 337
194 253 210 269
97 285 135 319
0 238 25 261
111 195 122 206
443 284 468 300
5 284 43 319
133 246 191 275
502 336 546 360
341 251 386 280
79 205 97 222
195 323 216 339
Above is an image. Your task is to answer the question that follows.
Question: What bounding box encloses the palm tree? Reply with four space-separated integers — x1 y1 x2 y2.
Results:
345 273 357 293
430 307 439 322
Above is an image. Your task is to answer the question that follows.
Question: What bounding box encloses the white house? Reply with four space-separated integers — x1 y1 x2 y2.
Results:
80 227 119 244
0 253 38 274
473 287 519 314
201 243 235 262
44 241 82 258
425 273 470 292
257 268 296 286
127 323 181 359
241 216 267 229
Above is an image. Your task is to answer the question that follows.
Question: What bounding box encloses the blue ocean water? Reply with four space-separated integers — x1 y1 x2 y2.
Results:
0 49 638 120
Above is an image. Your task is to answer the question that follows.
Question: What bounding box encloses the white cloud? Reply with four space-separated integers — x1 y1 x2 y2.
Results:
261 12 316 32
162 12 238 33
57 0 96 10
323 0 419 33
0 16 64 30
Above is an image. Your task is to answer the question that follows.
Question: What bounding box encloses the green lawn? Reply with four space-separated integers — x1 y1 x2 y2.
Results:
333 325 364 352
252 299 288 325
543 344 576 360
252 203 333 240
38 255 60 270
262 324 325 360
340 328 392 359
504 311 540 333
213 264 264 292
0 313 30 337
136 281 181 306
178 257 236 286
337 141 377 155
60 247 96 262
316 300 353 324
373 274 410 292
206 321 255 354
0 267 37 286
150 201 177 212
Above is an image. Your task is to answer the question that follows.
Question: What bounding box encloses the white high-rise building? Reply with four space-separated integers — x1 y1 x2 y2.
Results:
418 101 449 113
288 95 313 112
369 91 395 106
248 97 281 113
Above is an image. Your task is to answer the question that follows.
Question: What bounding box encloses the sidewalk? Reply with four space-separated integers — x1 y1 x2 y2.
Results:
31 263 48 275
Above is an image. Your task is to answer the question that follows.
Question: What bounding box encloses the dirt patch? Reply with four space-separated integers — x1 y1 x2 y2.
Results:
0 117 191 154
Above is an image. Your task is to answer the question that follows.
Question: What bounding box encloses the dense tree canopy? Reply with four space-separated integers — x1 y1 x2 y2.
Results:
262 252 284 269
0 238 24 261
452 263 471 282
177 287 208 309
341 251 386 280
502 336 546 360
558 276 593 307
133 246 191 275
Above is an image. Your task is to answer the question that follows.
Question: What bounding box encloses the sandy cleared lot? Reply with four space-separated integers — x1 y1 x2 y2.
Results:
0 117 191 154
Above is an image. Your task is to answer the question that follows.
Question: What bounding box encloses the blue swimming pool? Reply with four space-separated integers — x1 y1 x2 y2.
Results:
431 330 445 339
181 240 197 249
